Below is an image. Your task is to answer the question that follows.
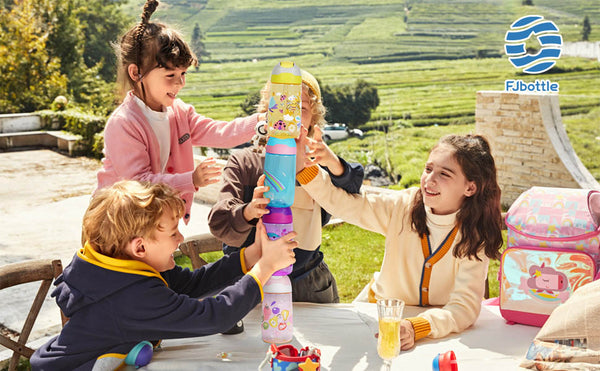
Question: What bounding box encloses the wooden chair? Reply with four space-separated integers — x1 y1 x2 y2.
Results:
0 259 66 371
178 233 223 269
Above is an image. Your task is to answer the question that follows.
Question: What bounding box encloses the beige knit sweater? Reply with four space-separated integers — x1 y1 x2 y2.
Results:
297 165 489 340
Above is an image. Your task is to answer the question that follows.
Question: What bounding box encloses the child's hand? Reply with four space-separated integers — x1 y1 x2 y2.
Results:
400 319 416 350
257 220 297 273
243 175 270 222
248 220 297 284
305 126 344 176
295 126 309 174
192 157 221 188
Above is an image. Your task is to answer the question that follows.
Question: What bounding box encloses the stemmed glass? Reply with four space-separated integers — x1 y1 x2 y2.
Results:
377 298 405 370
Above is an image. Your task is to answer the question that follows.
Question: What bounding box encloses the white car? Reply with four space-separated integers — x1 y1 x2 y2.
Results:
322 124 362 142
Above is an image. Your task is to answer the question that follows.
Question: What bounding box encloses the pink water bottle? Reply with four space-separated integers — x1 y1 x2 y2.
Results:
261 275 293 343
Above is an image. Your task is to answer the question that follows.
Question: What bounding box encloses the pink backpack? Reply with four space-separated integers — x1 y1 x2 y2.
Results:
500 187 600 327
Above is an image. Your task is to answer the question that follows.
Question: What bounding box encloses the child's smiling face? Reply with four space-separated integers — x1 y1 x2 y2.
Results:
137 64 188 111
139 208 183 272
420 144 476 215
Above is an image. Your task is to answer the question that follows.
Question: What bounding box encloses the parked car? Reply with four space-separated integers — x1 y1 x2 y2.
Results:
322 123 363 142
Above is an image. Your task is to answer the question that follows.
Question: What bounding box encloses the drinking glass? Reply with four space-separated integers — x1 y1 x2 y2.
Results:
377 298 404 370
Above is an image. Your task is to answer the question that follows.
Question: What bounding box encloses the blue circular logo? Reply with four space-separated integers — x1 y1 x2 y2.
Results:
505 15 562 74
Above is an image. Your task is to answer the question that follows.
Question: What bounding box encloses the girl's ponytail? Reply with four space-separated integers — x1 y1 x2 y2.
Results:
134 0 159 75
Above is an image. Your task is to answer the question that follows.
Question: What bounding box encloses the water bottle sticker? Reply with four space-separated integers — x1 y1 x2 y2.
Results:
267 84 301 139
262 301 291 331
264 170 286 193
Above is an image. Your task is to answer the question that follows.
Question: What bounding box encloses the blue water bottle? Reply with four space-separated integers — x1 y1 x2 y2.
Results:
264 137 296 208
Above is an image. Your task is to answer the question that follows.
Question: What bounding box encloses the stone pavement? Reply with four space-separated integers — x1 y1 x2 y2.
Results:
0 149 214 358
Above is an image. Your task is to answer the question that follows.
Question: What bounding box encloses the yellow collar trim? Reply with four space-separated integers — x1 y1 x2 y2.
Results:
79 242 167 286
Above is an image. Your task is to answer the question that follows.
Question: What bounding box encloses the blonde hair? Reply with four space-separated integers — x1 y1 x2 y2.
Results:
256 75 327 138
82 180 185 258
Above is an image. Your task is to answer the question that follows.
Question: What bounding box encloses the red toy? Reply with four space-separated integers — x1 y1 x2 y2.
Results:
432 350 458 371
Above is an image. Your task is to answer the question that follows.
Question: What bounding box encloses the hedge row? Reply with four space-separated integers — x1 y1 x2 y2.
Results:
38 109 105 158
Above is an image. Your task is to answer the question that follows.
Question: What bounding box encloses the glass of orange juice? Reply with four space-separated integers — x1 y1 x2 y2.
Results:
377 298 404 370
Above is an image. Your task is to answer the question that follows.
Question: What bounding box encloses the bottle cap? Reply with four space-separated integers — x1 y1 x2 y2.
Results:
263 206 293 224
432 350 457 371
271 61 302 85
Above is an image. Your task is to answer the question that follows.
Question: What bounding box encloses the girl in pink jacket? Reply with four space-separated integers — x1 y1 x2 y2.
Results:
97 0 262 223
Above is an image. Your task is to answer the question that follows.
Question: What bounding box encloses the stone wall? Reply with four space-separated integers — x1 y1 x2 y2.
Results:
475 91 599 207
0 113 41 133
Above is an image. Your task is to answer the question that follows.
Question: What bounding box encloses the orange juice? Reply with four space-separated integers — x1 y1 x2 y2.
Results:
377 317 401 360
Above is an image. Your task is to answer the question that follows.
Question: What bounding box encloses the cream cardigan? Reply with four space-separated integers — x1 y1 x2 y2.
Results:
297 165 489 340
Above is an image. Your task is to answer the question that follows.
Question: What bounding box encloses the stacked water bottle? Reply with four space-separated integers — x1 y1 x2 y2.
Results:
260 61 302 344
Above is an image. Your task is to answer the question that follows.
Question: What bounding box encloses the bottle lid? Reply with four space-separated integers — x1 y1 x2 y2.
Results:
270 61 302 85
432 350 457 371
263 206 293 224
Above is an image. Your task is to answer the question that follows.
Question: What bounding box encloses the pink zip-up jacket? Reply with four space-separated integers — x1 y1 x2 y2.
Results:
97 92 258 223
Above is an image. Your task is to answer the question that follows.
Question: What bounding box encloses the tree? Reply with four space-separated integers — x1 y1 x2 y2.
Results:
40 0 127 113
0 0 125 114
350 79 380 126
191 23 210 69
74 0 132 82
581 16 591 41
39 0 83 80
239 90 260 115
322 80 380 129
0 0 67 112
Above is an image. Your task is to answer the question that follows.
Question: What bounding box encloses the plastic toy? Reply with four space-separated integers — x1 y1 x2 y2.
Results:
432 350 458 371
124 340 153 368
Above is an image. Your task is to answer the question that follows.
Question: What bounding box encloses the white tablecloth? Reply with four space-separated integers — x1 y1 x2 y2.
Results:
142 302 539 370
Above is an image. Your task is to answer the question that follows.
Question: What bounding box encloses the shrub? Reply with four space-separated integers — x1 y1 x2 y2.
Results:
38 109 106 157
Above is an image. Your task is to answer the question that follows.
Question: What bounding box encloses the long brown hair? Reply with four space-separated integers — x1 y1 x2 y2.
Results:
410 134 503 260
115 0 197 101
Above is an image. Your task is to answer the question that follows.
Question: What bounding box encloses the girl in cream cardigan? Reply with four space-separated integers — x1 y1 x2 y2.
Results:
296 133 503 349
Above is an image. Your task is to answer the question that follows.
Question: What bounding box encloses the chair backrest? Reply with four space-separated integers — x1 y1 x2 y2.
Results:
0 259 66 371
178 233 223 270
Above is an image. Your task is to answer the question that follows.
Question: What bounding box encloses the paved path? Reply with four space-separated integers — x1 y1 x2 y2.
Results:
0 149 213 356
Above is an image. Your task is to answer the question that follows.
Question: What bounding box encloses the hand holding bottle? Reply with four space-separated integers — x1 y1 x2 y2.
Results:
242 175 271 222
248 220 297 285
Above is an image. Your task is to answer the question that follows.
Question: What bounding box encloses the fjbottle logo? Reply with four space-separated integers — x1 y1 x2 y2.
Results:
505 15 562 74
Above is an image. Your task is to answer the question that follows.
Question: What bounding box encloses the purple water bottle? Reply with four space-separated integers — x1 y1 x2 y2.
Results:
262 206 293 276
